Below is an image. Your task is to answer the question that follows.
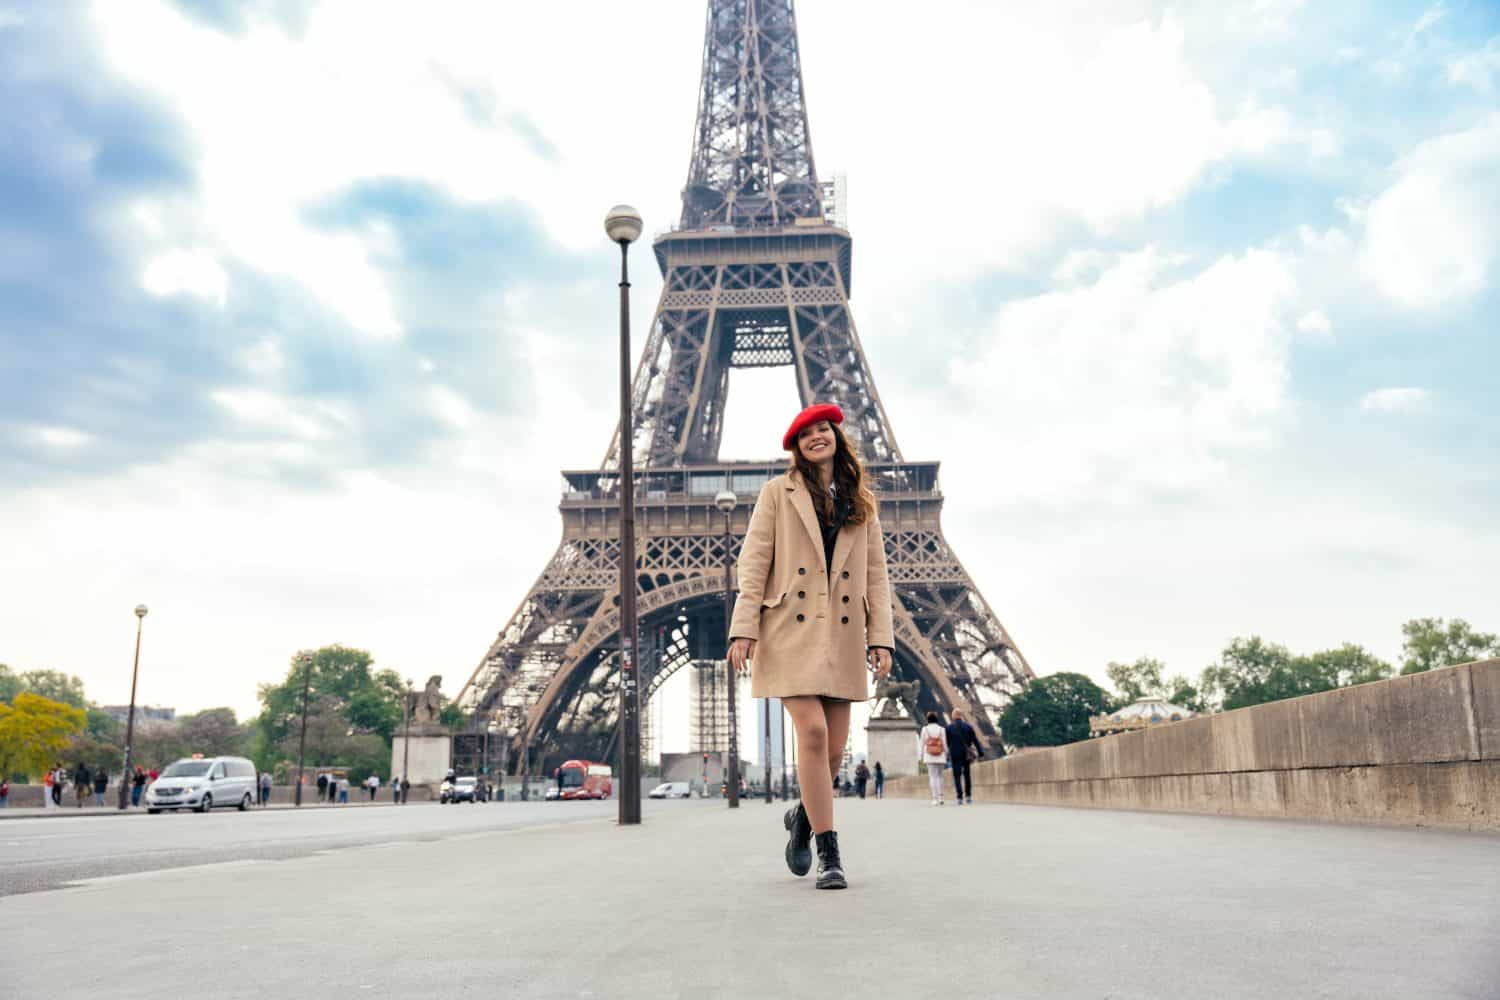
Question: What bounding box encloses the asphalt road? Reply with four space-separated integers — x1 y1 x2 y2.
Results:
1 799 1496 998
0 799 616 896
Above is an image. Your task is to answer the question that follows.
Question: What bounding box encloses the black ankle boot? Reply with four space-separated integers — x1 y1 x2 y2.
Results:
783 803 812 876
814 830 846 890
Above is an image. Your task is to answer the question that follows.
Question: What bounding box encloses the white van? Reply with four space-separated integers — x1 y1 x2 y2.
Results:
648 781 692 799
146 756 258 813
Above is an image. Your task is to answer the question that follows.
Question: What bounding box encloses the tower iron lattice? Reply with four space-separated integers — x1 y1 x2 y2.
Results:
456 0 1034 774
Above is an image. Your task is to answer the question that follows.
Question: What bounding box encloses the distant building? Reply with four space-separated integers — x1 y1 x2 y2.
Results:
101 705 175 725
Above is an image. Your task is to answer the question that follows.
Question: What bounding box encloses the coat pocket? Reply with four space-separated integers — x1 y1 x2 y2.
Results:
762 590 788 609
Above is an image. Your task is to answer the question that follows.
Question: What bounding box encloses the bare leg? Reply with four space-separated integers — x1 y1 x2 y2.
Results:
822 698 851 785
783 696 833 834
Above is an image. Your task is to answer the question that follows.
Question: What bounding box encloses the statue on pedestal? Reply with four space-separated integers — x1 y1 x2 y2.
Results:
404 675 445 732
871 677 921 720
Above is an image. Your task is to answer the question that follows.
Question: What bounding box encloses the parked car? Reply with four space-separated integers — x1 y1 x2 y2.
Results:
146 756 258 814
441 776 479 803
648 781 692 799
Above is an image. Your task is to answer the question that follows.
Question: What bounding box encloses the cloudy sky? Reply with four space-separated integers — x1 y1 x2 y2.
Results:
3 0 1497 754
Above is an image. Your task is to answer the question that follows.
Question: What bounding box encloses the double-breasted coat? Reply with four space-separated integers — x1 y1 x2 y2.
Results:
728 469 895 701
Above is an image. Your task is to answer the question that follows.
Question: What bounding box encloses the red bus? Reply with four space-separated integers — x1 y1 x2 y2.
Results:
554 759 613 800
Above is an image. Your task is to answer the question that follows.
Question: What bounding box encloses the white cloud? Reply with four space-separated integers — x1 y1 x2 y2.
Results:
141 248 228 307
32 425 94 448
1295 309 1332 335
0 8 23 30
1447 39 1500 94
1358 112 1500 309
939 246 1297 505
1359 386 1429 412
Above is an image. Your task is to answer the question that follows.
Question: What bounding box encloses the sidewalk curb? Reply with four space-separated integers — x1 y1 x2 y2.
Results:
0 800 447 821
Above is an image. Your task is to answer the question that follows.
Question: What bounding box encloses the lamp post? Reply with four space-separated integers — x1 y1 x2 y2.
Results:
116 604 148 810
763 699 773 805
401 677 413 802
293 651 313 806
714 489 741 808
485 721 498 800
606 203 644 826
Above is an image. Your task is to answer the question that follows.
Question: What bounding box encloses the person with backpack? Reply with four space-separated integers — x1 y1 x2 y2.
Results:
853 760 870 799
316 772 328 802
946 708 982 805
918 711 949 805
92 768 109 806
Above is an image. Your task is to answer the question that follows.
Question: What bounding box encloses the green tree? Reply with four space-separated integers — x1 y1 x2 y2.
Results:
999 672 1112 747
64 732 124 777
85 707 122 741
0 693 87 780
1199 637 1394 712
179 708 246 757
13 669 87 708
1399 617 1500 675
132 722 190 772
0 664 21 704
1105 657 1165 704
1106 656 1206 713
255 645 394 749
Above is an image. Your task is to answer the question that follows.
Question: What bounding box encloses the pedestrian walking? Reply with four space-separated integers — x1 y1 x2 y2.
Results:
73 762 91 807
131 766 147 807
918 712 948 805
259 770 273 807
853 760 869 799
392 776 402 803
400 777 410 804
873 761 884 799
92 768 108 806
366 774 379 801
946 707 982 805
726 403 895 891
337 777 349 804
0 778 9 808
316 772 328 802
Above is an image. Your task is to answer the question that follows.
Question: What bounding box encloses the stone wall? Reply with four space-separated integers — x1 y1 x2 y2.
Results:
886 659 1500 831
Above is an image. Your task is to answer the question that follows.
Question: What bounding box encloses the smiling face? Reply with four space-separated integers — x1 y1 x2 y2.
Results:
796 419 837 465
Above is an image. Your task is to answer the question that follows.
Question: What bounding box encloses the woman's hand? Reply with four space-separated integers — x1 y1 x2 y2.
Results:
867 647 892 680
728 637 756 675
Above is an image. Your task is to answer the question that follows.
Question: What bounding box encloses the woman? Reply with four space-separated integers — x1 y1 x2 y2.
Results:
873 761 884 800
727 403 895 890
131 766 147 808
918 711 948 806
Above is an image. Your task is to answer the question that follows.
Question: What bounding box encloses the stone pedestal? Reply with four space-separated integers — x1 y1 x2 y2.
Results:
391 727 451 785
865 714 919 778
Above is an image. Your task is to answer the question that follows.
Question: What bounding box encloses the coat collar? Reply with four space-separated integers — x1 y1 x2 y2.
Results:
785 469 858 580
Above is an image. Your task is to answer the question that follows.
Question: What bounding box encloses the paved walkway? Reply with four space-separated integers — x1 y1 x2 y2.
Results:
1 799 1494 998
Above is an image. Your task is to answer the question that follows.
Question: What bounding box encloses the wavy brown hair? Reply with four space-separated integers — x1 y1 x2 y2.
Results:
788 420 878 526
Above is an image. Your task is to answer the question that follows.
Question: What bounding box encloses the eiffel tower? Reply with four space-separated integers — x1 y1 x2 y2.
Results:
456 0 1034 773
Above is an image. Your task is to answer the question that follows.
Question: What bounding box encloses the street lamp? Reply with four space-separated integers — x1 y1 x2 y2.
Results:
607 203 644 826
116 604 148 810
293 652 313 806
714 489 741 809
401 677 413 803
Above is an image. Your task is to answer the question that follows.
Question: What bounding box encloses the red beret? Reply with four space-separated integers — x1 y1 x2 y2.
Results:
782 403 844 451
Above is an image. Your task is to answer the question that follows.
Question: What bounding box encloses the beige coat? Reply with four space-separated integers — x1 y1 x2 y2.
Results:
728 470 895 701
